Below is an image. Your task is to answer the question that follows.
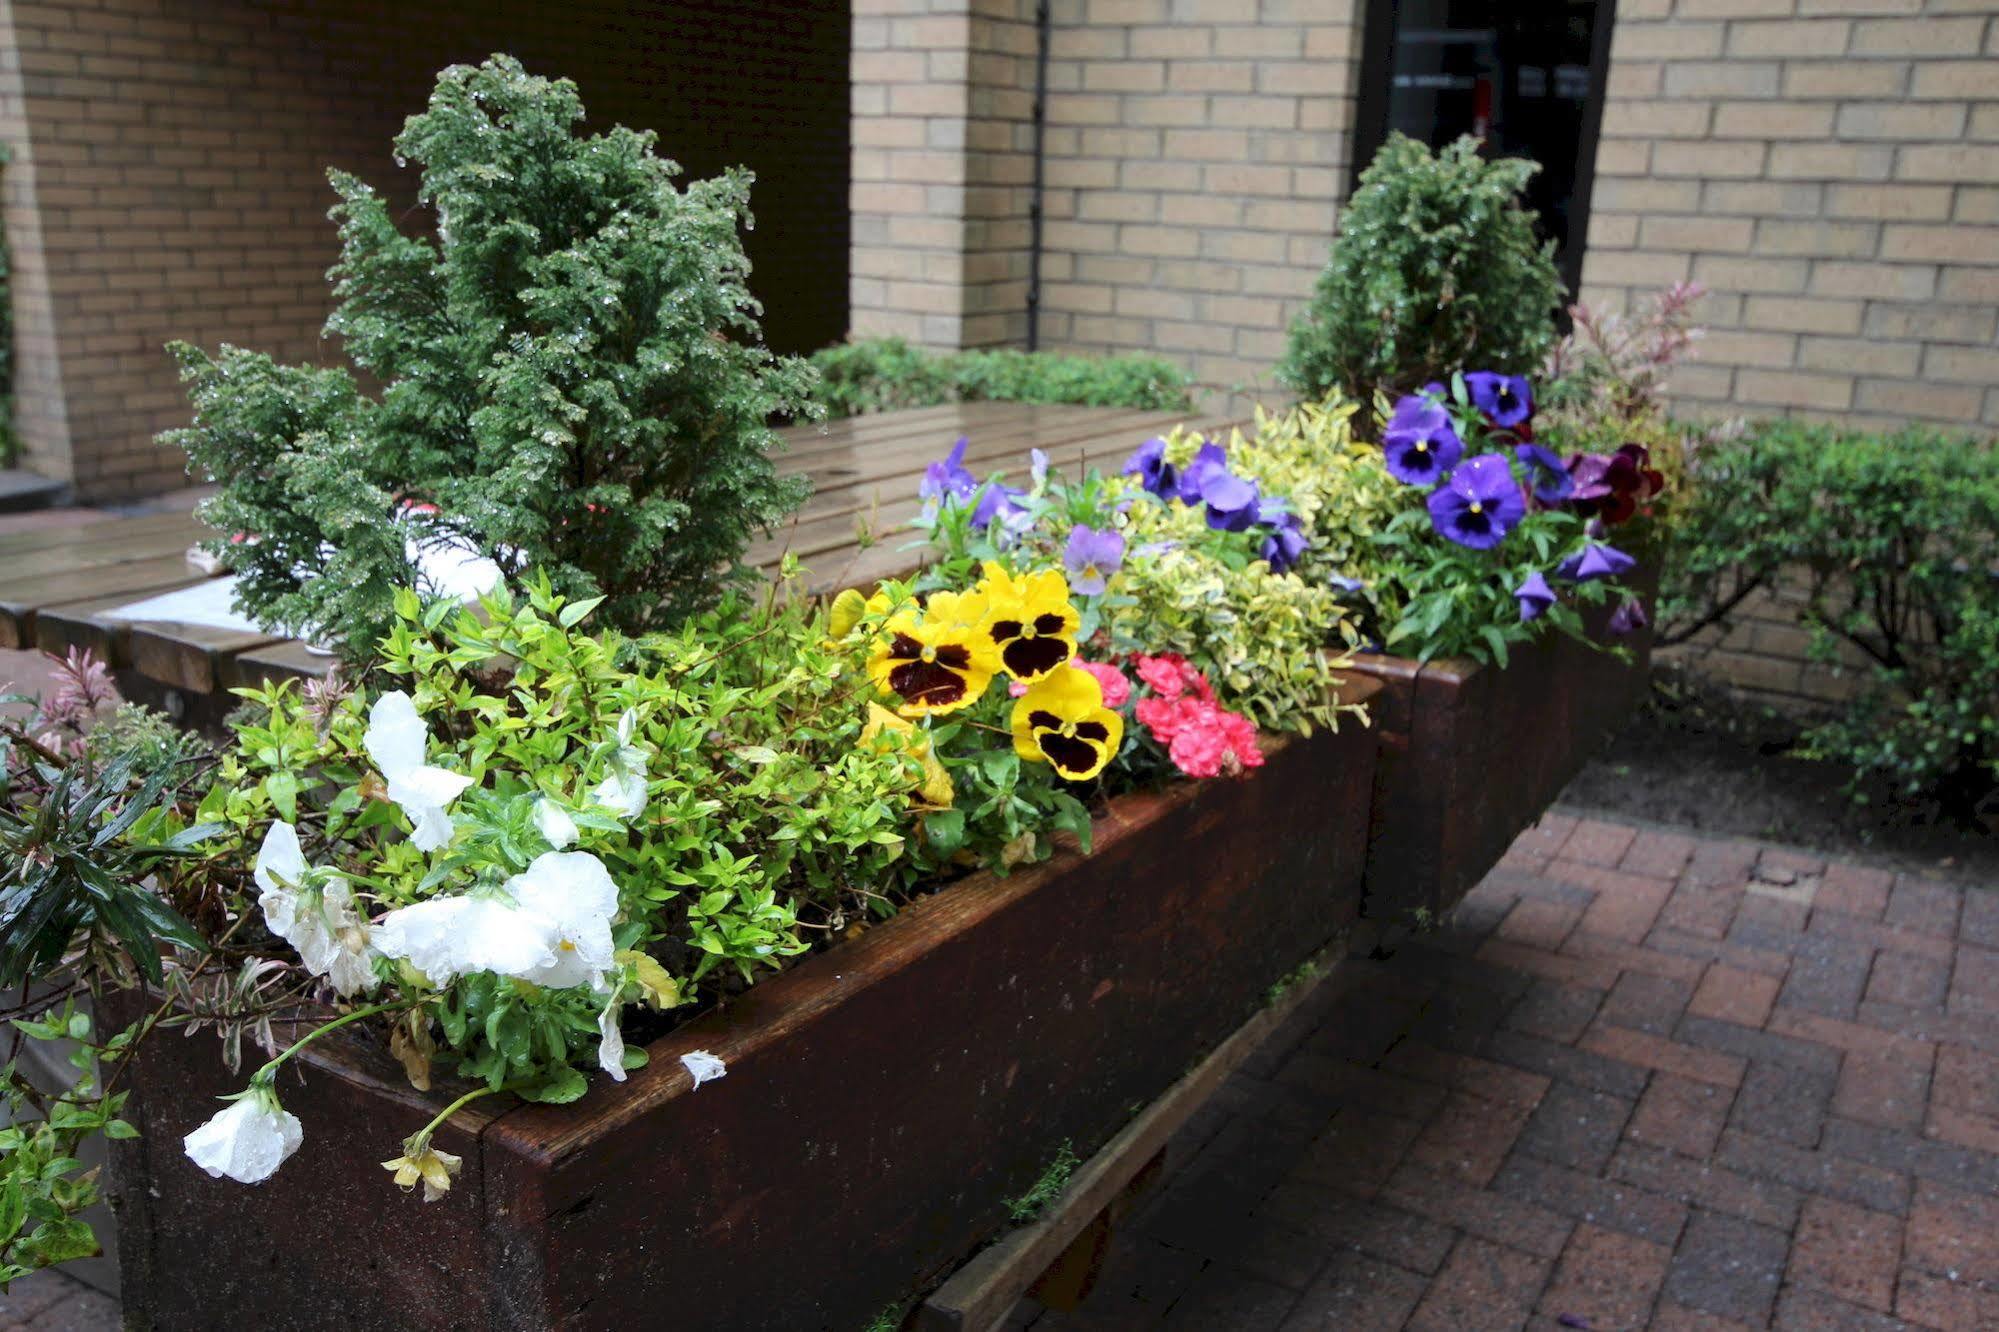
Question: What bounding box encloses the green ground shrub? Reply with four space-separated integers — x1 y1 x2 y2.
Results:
1662 421 1999 815
1278 134 1560 410
809 338 1192 420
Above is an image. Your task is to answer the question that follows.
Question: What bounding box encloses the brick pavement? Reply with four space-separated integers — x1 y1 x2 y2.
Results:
1019 811 1999 1332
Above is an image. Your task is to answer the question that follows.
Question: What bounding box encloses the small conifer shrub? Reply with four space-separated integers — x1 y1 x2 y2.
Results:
165 56 815 664
1278 134 1561 408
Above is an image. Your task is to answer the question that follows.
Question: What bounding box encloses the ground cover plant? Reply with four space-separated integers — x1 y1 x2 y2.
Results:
810 338 1193 420
165 56 815 667
1661 420 1999 820
1279 134 1561 413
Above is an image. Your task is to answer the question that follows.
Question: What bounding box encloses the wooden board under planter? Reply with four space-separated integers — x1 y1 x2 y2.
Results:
1344 605 1654 927
109 704 1380 1331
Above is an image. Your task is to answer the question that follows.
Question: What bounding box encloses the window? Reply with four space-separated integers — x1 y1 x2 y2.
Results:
1354 0 1617 297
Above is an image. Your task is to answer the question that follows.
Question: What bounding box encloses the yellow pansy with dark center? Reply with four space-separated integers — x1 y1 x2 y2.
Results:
1011 665 1124 781
865 589 996 717
977 560 1080 683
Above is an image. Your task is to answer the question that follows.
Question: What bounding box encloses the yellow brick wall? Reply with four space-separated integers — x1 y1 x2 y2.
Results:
1580 0 1999 435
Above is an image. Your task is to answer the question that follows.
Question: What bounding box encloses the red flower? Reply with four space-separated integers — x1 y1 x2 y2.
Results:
1131 653 1213 703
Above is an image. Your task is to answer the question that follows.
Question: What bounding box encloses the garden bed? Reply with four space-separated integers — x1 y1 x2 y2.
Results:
109 708 1379 1331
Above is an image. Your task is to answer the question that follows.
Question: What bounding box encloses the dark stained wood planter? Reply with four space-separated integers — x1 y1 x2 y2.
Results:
1344 595 1655 927
109 715 1379 1331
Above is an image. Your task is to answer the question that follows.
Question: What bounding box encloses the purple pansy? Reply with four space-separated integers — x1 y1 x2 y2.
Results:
1030 448 1050 487
1515 443 1575 504
1201 471 1263 532
1329 573 1367 595
1556 541 1637 583
1259 511 1308 574
1176 440 1229 506
1609 596 1649 637
1063 525 1126 596
1514 571 1557 623
1425 453 1527 550
1381 395 1464 487
1122 437 1178 499
920 437 978 505
969 480 1028 533
1466 371 1534 428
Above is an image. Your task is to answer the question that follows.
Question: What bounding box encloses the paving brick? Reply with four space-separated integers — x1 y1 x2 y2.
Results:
1833 1046 1933 1131
1610 1140 1801 1231
1406 1089 1538 1187
1684 839 1758 890
1863 949 1951 1010
1492 1155 1688 1247
1289 1104 1425 1200
1949 944 1999 1019
1650 1302 1756 1332
1275 1250 1426 1330
1894 1267 1999 1331
1652 925 1794 980
1627 1073 1733 1160
1561 820 1639 868
1599 972 1693 1036
1497 899 1584 952
1933 1043 1999 1117
1479 1030 1653 1101
1886 876 1962 938
1820 1118 1999 1197
1377 1163 1574 1261
1656 882 1739 940
1737 891 1811 937
1575 875 1675 945
1503 980 1603 1045
1716 1128 1912 1215
1159 1264 1300 1331
1776 934 1875 1020
1515 1082 1635 1173
1619 829 1696 879
1960 890 1999 952
1536 1223 1669 1332
1561 933 1707 987
1788 1196 1903 1312
1815 863 1893 920
1663 1210 1788 1324
1688 965 1781 1027
1478 939 1621 992
1905 1177 1999 1285
1257 1182 1457 1277
1731 1057 1836 1147
1581 1024 1747 1090
1405 1236 1550 1332
1772 1286 1908 1331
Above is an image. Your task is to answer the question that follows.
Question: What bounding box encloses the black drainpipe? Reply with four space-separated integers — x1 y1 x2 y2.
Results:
1025 0 1051 351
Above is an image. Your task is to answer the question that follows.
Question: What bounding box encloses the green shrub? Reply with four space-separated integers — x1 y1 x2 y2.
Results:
809 338 1192 420
1279 134 1560 408
1662 421 1999 813
165 56 814 665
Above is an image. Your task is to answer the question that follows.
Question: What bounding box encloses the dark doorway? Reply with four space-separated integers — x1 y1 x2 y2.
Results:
1353 0 1617 297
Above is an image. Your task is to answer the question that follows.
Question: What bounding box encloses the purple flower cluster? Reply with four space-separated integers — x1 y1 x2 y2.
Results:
1122 436 1310 574
919 436 1031 540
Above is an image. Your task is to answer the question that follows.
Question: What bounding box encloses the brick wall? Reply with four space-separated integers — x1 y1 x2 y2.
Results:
3 0 847 501
1578 0 1999 436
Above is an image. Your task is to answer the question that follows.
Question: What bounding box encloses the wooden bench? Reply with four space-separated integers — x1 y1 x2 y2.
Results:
1 403 1232 718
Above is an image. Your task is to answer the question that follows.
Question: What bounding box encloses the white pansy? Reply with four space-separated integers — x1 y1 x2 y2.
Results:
597 997 627 1083
372 851 620 991
680 1050 727 1088
364 691 474 852
533 797 578 850
183 1090 303 1185
590 709 649 821
253 822 380 996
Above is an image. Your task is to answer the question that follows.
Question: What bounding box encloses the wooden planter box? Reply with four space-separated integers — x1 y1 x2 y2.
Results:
1344 603 1654 927
109 715 1379 1331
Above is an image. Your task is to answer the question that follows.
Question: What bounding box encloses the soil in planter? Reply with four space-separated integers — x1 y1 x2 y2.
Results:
1560 674 1999 886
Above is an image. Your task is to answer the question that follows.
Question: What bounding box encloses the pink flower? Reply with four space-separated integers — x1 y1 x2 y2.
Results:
1075 659 1131 709
1139 690 1265 779
1008 679 1030 698
1168 724 1228 778
1135 694 1196 741
1131 653 1212 703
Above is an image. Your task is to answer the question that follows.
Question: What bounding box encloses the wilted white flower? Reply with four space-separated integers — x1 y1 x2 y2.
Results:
364 691 474 852
382 1139 462 1203
254 822 380 996
597 997 627 1083
372 851 620 990
681 1050 727 1088
533 797 578 850
590 708 649 820
183 1087 303 1184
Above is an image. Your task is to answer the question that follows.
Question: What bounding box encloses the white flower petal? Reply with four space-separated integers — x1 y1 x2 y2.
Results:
506 852 619 989
680 1050 727 1088
252 821 307 897
383 774 460 853
597 1000 628 1083
616 708 638 747
363 691 429 777
371 896 556 985
183 1096 303 1184
534 798 578 850
591 765 647 821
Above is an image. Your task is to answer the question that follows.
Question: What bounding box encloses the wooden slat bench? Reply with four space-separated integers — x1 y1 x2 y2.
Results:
1 403 1231 717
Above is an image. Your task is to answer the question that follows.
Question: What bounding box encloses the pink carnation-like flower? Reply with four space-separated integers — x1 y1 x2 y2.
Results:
1134 694 1195 741
1131 653 1213 703
1167 723 1228 778
1008 679 1030 698
1074 659 1131 709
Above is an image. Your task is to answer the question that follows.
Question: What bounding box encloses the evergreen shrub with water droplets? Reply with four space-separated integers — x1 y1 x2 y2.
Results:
163 55 815 667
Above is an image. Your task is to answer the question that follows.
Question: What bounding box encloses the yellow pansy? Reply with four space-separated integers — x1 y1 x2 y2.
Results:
860 703 955 809
975 560 1079 682
1011 665 1124 781
865 589 998 717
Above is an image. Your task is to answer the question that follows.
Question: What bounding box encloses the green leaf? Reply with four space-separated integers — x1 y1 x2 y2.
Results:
518 1065 588 1104
921 809 966 856
557 596 606 629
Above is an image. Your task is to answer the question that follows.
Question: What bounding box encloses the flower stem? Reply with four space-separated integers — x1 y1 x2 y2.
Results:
411 1083 504 1145
254 1001 408 1083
